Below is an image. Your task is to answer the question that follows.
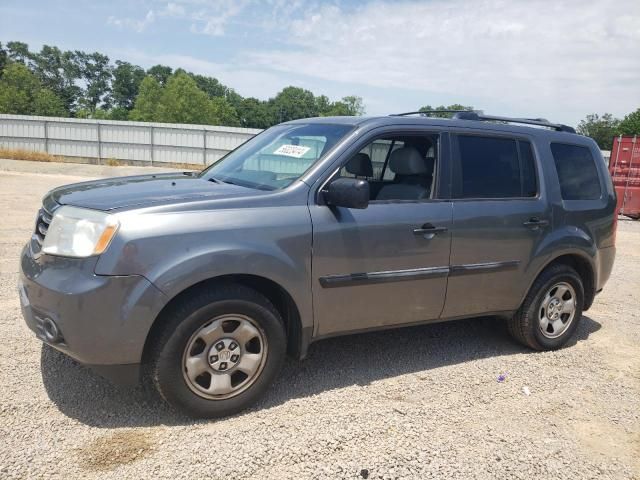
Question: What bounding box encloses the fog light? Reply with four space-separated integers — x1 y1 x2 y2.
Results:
42 317 63 344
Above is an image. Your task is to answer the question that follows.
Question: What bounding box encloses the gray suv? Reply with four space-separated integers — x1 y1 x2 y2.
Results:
19 112 617 418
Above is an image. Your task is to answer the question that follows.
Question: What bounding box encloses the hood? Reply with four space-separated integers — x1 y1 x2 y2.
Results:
48 172 264 211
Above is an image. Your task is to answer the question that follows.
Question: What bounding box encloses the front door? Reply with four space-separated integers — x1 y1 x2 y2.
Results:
310 131 453 337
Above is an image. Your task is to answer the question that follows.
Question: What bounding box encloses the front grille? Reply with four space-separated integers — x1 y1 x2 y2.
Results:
34 207 52 246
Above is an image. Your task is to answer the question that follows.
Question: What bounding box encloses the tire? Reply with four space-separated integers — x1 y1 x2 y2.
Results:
146 283 286 418
508 264 584 350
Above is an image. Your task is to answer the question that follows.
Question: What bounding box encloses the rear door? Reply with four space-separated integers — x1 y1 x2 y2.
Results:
441 132 551 318
309 129 453 336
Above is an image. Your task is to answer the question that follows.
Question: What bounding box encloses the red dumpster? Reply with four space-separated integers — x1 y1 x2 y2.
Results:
609 135 640 219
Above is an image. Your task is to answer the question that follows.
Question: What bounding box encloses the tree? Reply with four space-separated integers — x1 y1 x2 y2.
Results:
238 97 273 128
0 62 41 114
6 41 30 64
210 97 240 126
419 104 474 117
29 45 81 114
147 64 172 86
111 61 145 110
130 76 162 121
618 108 640 136
190 73 228 98
0 43 7 77
269 86 318 122
0 62 66 116
322 95 366 116
154 72 213 124
33 89 68 117
340 96 365 116
74 51 112 111
577 113 620 150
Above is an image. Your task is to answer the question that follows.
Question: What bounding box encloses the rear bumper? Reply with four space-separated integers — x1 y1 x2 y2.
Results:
596 246 616 292
19 241 167 383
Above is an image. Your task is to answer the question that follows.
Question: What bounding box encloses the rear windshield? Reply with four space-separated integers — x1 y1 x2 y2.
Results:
550 143 601 200
200 123 354 190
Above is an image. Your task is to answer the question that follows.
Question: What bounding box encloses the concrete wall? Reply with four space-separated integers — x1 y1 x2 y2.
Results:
0 114 262 166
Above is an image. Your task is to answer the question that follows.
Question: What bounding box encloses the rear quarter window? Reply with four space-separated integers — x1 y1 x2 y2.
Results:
550 143 602 200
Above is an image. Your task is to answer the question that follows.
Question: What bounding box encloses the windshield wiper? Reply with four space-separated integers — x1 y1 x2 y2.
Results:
208 177 224 184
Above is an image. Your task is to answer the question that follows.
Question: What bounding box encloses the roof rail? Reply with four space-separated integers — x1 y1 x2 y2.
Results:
390 110 483 117
451 112 576 133
389 110 576 133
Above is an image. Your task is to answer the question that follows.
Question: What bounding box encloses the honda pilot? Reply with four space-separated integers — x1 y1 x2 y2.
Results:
19 111 617 418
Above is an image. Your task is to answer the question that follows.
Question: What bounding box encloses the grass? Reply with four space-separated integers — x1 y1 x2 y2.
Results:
0 147 203 170
0 147 55 162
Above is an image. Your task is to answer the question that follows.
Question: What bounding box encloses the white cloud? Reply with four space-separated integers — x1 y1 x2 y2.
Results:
161 0 252 36
107 10 155 33
160 2 186 17
242 0 640 123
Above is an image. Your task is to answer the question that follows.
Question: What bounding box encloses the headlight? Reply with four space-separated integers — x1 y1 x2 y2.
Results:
42 206 119 258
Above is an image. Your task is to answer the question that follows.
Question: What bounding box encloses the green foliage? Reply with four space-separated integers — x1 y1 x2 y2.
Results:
0 62 67 116
73 51 112 111
33 88 68 117
238 97 273 128
577 113 620 150
111 61 145 110
0 42 7 77
108 106 130 120
210 96 240 126
30 45 82 113
130 76 162 121
419 104 474 118
618 108 640 136
6 41 30 63
321 95 366 116
147 64 172 86
0 39 366 127
269 86 318 122
190 73 228 98
155 73 213 124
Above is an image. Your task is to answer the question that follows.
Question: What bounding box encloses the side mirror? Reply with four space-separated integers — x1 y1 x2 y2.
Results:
324 177 370 209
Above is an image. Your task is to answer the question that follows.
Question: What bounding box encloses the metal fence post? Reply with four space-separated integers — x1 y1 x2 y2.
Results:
150 125 154 166
97 122 102 164
43 120 49 153
203 129 207 166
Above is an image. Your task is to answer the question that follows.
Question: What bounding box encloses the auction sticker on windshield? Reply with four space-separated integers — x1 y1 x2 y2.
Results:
273 144 311 158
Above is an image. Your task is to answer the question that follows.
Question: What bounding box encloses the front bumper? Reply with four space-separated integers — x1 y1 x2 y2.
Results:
19 240 167 384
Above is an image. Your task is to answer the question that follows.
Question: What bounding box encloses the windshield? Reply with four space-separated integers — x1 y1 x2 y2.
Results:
200 123 354 190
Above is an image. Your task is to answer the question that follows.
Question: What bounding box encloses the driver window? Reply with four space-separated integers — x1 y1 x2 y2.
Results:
339 134 438 201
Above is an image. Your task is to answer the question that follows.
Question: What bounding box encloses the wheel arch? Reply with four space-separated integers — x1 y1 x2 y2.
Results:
525 252 596 311
142 274 308 366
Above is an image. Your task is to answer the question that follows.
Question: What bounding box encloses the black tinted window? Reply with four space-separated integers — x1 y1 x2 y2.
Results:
550 143 601 200
519 141 538 197
455 135 524 198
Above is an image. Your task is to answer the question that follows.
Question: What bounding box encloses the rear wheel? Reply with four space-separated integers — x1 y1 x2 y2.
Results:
508 264 584 350
146 284 286 418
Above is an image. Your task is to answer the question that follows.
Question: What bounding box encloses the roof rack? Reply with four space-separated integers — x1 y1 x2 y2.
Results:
390 110 576 133
452 112 576 133
390 110 482 117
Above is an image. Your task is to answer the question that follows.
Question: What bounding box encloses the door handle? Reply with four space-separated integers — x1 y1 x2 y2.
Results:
523 217 549 228
413 223 448 238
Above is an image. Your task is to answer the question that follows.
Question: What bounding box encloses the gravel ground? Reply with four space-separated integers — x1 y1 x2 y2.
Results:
0 161 638 480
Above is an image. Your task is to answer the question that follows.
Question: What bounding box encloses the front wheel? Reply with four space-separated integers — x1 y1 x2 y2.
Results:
508 264 584 350
146 284 286 418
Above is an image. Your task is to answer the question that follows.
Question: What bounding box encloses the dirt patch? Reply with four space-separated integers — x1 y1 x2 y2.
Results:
573 419 640 471
76 430 155 472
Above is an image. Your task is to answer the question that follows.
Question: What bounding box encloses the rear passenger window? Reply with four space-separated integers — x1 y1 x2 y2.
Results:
454 135 537 198
551 143 602 200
